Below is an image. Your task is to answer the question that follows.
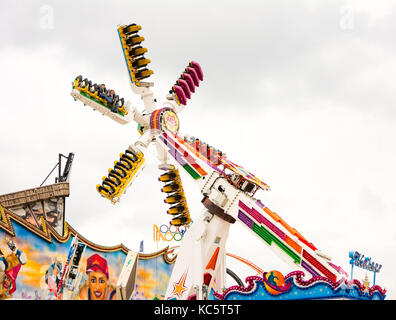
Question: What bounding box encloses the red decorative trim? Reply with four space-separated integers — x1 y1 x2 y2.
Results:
212 276 262 300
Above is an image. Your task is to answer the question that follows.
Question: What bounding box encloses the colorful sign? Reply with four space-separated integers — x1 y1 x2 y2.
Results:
153 224 189 242
349 251 382 286
349 251 382 273
161 110 179 134
262 270 291 295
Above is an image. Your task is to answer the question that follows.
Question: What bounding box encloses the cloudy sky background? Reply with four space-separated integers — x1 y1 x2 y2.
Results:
0 0 395 298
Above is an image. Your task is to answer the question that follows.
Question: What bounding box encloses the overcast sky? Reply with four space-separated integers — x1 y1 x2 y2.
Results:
0 0 395 298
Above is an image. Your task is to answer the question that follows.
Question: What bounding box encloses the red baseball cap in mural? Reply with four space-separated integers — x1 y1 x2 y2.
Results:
86 254 109 278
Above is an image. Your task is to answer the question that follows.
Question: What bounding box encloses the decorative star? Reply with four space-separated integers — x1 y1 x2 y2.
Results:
172 270 188 299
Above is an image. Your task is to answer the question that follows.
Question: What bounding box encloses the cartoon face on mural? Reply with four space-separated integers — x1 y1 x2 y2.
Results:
79 254 116 300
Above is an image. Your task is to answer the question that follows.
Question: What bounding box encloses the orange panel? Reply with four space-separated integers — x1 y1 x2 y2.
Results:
263 207 279 222
264 206 317 251
279 217 295 235
285 235 302 254
206 247 220 271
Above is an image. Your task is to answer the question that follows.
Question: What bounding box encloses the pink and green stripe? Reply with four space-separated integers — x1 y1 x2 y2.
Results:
237 203 301 264
159 134 202 180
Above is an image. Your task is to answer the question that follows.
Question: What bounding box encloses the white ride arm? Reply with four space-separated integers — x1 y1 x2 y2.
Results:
130 82 157 113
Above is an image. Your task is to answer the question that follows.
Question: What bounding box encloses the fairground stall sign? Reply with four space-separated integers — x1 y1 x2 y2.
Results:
349 251 382 284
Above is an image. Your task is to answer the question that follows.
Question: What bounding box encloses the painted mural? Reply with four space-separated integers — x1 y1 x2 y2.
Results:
0 205 174 300
10 197 65 237
133 251 176 300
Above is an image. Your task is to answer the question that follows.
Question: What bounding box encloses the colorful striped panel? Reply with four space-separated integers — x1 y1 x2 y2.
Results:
238 210 254 229
302 250 336 283
298 236 317 252
252 223 272 245
162 133 207 176
293 229 317 251
173 135 212 165
260 213 286 240
285 235 302 254
238 209 301 264
174 135 205 159
240 200 332 281
150 108 171 131
159 136 201 180
165 134 207 176
247 202 302 254
263 206 317 252
150 109 160 130
182 164 201 180
252 223 301 264
174 136 223 174
162 135 203 177
301 260 320 277
239 201 261 221
239 201 286 241
159 136 187 165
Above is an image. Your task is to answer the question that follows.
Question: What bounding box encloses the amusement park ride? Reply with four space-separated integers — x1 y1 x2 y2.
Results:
70 23 361 300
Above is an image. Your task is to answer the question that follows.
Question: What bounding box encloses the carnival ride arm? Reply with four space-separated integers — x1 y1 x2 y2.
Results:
224 190 345 283
155 129 345 282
